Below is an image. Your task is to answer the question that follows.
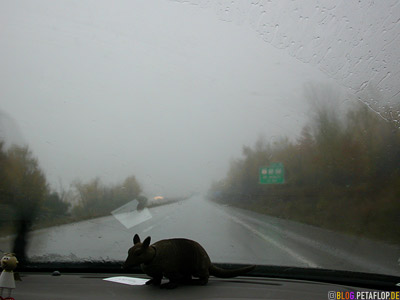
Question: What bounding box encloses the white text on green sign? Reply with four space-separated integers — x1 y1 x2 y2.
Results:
259 162 285 184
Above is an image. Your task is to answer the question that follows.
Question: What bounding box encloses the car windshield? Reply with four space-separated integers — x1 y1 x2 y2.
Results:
0 0 399 278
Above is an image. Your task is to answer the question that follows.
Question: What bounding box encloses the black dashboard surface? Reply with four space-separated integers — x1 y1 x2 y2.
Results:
13 273 373 300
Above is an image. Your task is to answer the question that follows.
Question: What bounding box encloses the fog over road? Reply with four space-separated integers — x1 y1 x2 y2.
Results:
0 196 399 276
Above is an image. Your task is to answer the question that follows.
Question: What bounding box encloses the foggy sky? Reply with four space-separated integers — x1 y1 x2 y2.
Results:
1 1 398 196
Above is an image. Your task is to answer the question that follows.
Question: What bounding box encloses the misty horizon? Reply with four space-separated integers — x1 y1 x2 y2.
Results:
1 1 397 197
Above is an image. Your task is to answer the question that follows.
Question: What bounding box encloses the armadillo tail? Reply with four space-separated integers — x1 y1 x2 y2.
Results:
209 264 255 278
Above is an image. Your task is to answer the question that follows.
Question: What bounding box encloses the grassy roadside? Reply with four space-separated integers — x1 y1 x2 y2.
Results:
214 190 400 245
209 95 400 247
0 196 190 238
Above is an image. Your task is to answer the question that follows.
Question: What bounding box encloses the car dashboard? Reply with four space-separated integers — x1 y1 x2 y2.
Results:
13 272 399 300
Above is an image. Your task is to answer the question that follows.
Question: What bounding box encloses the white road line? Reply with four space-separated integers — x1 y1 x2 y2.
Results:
143 225 156 233
230 215 319 268
228 208 400 274
143 215 170 233
212 204 319 268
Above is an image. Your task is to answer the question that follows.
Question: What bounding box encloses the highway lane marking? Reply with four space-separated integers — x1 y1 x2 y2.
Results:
228 207 400 274
216 203 399 275
143 225 156 233
210 204 319 268
229 215 319 268
143 216 170 233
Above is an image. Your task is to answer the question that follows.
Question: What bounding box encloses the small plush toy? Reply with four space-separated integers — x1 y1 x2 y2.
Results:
0 253 19 300
123 234 255 289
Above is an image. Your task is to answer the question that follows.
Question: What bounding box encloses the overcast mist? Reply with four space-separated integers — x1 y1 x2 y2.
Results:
1 0 398 196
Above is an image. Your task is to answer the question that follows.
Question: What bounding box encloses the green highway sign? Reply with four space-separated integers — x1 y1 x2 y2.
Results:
259 162 285 184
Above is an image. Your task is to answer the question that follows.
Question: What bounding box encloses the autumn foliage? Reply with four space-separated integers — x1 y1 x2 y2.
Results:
71 176 142 219
209 95 400 244
0 141 143 229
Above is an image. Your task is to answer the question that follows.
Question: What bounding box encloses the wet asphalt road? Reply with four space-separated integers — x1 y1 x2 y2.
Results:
0 196 399 276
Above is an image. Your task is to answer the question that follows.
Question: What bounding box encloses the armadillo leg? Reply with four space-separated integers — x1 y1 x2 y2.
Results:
145 276 162 285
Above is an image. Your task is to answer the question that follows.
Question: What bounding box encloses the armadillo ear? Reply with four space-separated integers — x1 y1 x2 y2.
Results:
142 236 151 248
133 234 140 245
